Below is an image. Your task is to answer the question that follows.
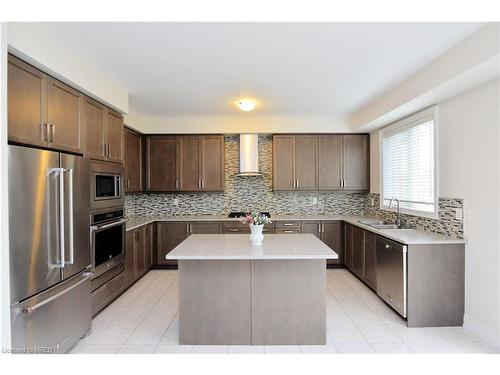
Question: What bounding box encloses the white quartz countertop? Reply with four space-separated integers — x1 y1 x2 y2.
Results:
165 234 339 260
126 215 466 245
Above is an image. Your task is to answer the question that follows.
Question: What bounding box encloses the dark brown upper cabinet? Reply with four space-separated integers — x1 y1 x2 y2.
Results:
273 135 296 190
342 134 369 191
318 135 343 190
83 97 106 159
124 127 143 192
177 136 202 191
201 135 224 191
83 98 124 163
273 133 369 192
273 135 318 191
146 136 177 191
8 54 83 154
106 109 124 163
295 135 318 190
145 135 224 192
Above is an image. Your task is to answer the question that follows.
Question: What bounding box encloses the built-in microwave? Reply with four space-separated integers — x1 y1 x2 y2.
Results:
90 160 124 212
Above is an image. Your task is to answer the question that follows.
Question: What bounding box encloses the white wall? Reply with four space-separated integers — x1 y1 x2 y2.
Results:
124 113 352 134
352 23 500 132
7 23 129 114
370 78 500 348
0 22 11 351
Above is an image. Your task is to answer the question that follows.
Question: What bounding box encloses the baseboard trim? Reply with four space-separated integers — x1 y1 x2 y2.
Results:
463 314 500 350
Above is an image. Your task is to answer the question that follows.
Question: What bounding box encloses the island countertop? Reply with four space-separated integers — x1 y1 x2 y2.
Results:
165 234 339 260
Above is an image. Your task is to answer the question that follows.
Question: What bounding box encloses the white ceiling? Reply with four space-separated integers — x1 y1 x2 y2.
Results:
29 22 484 117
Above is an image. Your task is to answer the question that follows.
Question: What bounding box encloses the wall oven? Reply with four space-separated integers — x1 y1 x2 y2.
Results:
90 209 126 279
91 160 124 212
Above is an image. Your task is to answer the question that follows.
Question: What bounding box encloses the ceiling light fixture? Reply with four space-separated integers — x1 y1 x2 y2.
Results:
236 99 257 112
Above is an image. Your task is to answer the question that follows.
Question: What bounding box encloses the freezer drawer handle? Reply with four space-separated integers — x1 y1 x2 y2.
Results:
20 273 92 315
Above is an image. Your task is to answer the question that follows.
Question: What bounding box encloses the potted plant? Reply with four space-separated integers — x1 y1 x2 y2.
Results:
240 211 272 246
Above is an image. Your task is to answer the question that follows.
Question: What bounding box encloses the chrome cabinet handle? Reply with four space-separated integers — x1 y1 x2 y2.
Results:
175 179 179 189
283 230 294 233
127 179 130 189
108 144 111 158
343 179 347 188
48 124 55 142
58 168 65 269
296 179 299 188
227 228 239 232
201 179 204 189
318 223 321 233
283 223 294 226
103 143 107 157
43 123 49 141
385 244 391 249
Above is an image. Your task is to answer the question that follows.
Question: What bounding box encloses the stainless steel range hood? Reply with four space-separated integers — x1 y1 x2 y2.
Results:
236 134 263 176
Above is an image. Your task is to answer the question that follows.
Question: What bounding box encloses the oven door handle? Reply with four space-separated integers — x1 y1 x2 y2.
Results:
91 218 128 231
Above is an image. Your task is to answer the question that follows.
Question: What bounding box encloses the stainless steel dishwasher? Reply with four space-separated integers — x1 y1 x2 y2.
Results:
376 236 407 318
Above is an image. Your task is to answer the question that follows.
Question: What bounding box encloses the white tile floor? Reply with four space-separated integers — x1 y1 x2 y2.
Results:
70 269 499 354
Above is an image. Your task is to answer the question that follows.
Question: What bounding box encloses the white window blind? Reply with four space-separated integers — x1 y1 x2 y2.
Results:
381 111 436 216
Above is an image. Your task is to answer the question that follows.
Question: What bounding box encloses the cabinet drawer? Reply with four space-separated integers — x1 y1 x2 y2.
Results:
275 229 301 234
91 263 124 292
91 271 125 317
275 221 301 229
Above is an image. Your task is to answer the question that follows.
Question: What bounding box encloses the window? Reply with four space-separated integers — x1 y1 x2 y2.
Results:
381 107 437 218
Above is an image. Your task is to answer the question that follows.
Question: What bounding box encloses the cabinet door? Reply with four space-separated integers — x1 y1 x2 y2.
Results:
364 230 377 290
189 222 222 234
343 134 369 191
157 222 189 266
178 136 202 191
46 77 83 154
134 227 147 278
83 97 106 160
146 136 177 191
295 135 318 190
322 221 343 266
352 225 365 278
125 231 136 287
145 223 155 270
273 135 296 190
344 223 353 270
301 221 321 238
125 128 143 192
105 110 124 163
201 135 224 191
8 55 47 147
318 135 343 190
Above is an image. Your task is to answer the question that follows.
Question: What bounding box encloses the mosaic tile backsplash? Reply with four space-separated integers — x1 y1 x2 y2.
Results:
365 193 464 238
125 135 464 238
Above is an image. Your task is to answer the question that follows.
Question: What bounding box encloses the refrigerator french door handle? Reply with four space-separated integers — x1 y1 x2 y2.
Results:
65 168 74 265
58 167 65 269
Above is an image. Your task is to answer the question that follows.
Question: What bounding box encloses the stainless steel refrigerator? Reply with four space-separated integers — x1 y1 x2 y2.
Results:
9 145 92 354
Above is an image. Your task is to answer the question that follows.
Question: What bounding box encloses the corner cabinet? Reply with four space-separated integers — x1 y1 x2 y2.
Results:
145 135 224 192
8 54 84 154
273 134 369 192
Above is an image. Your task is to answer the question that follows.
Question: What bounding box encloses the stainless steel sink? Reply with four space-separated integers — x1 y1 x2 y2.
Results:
358 220 402 230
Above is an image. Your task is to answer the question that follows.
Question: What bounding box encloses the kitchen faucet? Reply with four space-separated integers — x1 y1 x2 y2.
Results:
389 198 401 226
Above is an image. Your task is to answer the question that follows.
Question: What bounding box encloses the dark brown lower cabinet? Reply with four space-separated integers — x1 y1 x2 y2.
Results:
301 221 321 238
126 223 155 287
189 222 222 234
344 223 353 270
157 222 190 266
364 230 377 290
145 223 155 270
322 221 343 266
343 223 377 291
351 225 365 278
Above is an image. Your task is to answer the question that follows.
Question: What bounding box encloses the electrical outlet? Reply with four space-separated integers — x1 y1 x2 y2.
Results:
455 208 463 221
173 198 179 206
312 197 318 205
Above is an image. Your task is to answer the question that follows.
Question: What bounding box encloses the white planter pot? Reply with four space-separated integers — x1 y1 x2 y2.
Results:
249 224 264 246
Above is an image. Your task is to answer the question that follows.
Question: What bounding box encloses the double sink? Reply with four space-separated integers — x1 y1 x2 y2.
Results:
358 219 402 230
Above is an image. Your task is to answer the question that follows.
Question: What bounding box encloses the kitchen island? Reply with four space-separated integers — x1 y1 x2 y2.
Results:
166 234 338 345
